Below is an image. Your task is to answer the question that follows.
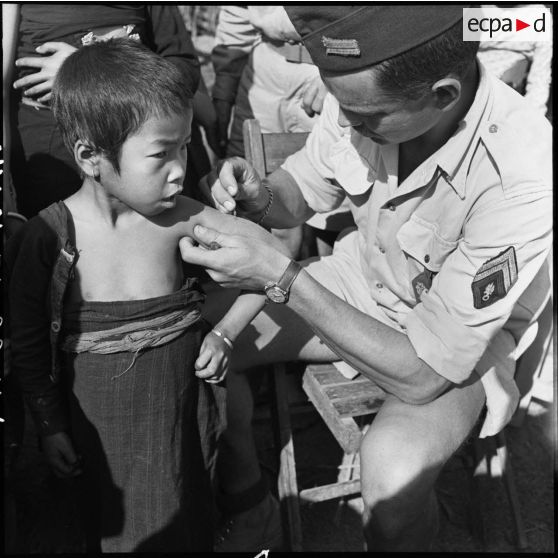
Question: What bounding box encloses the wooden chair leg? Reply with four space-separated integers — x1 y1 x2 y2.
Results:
334 452 358 525
269 363 303 551
496 431 528 550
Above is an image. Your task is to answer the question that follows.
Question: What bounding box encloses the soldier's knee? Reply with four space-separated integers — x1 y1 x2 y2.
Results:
359 445 439 520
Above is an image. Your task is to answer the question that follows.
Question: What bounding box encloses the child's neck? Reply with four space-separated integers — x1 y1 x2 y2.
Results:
70 178 141 227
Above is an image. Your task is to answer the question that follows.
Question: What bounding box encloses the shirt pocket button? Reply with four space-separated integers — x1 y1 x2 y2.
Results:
51 321 61 332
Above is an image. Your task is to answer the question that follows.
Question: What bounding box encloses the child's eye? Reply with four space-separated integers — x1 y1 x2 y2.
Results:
151 151 167 159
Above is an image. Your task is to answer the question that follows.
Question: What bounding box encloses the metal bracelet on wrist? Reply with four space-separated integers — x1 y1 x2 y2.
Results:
211 328 234 350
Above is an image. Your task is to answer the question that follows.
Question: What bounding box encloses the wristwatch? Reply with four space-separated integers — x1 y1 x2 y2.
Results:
264 260 302 304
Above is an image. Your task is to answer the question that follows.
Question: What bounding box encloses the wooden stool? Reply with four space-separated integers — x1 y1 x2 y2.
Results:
270 362 386 551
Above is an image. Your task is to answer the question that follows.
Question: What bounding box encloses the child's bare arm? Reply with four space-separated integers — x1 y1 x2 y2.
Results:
167 196 290 255
167 197 284 382
216 289 266 341
195 290 266 383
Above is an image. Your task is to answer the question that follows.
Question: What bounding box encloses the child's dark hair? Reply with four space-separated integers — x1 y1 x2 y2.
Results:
52 39 193 172
375 20 479 101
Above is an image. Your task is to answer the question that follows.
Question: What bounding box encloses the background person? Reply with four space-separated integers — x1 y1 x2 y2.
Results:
2 3 209 218
477 3 553 116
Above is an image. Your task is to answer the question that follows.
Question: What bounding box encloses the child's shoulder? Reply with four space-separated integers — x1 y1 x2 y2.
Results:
155 195 214 227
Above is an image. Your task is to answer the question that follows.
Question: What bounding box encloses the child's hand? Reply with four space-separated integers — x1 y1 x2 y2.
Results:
41 432 83 478
195 330 233 383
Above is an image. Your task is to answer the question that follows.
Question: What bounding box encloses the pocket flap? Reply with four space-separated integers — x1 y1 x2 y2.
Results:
396 217 458 272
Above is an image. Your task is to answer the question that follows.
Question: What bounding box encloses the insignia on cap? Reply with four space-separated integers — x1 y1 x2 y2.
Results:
321 36 361 57
472 247 518 309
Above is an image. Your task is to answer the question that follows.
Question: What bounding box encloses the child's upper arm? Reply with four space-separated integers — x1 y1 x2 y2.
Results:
170 195 270 242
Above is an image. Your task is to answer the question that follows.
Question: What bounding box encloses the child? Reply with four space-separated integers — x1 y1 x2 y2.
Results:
6 39 274 553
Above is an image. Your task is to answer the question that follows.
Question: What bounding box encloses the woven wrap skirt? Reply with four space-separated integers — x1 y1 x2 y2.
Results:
61 282 217 552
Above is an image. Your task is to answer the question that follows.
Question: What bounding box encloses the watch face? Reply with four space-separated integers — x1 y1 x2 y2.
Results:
265 285 288 303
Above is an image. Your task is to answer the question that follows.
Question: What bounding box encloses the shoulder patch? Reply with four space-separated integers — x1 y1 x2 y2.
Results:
472 247 518 309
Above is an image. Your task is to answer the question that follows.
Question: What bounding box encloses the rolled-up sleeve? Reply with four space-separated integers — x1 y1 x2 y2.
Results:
405 182 552 384
281 94 347 213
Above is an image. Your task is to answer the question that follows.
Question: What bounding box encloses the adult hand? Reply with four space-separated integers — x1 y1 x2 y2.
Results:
13 42 77 103
179 224 290 290
212 98 234 158
198 157 267 219
41 432 83 478
301 75 327 117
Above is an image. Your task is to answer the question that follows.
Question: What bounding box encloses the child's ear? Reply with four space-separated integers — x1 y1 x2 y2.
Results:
74 140 101 179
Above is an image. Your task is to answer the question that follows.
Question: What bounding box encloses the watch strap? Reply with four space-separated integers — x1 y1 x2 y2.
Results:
277 259 302 292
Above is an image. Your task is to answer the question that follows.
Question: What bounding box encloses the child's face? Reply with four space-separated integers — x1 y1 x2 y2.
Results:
99 109 192 215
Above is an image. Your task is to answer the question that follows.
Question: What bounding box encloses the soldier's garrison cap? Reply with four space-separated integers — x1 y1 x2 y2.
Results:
285 5 464 72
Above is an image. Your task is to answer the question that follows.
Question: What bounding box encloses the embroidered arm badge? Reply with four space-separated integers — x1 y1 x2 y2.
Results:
472 246 518 309
412 270 435 304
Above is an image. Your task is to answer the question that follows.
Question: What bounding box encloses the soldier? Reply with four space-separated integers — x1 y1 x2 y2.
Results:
181 5 552 551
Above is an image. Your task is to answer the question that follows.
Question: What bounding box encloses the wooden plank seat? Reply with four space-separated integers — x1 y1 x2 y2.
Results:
302 364 386 454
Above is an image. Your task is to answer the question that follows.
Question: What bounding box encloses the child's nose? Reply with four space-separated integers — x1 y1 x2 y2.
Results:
169 155 187 183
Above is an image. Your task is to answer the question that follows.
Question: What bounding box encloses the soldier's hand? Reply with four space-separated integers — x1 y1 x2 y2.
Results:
198 157 268 220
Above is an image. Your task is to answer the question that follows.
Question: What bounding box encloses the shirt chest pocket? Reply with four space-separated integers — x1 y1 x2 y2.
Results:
396 218 458 302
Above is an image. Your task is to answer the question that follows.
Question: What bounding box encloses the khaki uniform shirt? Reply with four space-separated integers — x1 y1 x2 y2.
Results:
282 62 552 436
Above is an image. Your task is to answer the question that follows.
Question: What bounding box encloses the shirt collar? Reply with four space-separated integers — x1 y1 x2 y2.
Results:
435 60 494 199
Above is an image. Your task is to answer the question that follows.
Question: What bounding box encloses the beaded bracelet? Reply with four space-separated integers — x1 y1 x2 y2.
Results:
211 328 234 350
256 184 274 226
